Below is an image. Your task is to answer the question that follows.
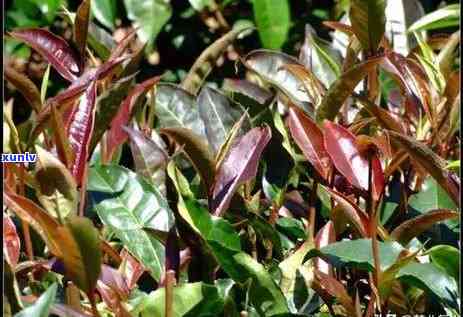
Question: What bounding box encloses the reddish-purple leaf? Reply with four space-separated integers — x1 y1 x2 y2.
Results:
315 221 335 276
65 81 97 185
287 107 331 180
212 126 272 216
3 212 21 268
120 249 145 290
105 76 161 161
390 209 459 245
380 51 424 119
324 121 384 200
5 65 42 112
9 28 81 81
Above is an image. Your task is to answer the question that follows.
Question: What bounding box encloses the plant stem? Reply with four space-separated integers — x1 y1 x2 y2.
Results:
88 291 101 317
308 181 318 242
79 164 89 217
367 154 382 314
165 270 176 317
19 164 33 260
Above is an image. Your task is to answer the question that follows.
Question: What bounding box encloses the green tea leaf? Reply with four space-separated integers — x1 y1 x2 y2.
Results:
252 0 290 49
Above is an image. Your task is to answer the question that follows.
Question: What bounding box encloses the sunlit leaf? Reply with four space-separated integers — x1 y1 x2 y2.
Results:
324 121 384 200
92 0 117 30
93 165 174 282
65 82 97 186
155 84 206 137
287 107 331 180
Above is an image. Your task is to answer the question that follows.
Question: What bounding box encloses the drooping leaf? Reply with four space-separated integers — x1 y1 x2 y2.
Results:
397 262 459 310
4 65 42 113
426 245 459 282
3 212 21 268
3 190 62 256
287 106 331 180
198 86 243 153
243 50 314 114
349 0 386 53
65 81 98 186
283 63 326 108
15 283 57 317
74 0 91 59
93 165 174 282
181 23 253 94
105 76 161 161
408 4 460 32
252 0 290 49
123 0 171 49
222 79 273 105
91 0 117 30
57 216 101 294
388 130 460 206
390 210 459 245
323 186 369 237
212 126 272 216
323 121 384 200
155 84 206 137
123 126 168 191
9 28 81 81
316 57 382 123
120 248 146 290
161 127 215 191
34 146 78 220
